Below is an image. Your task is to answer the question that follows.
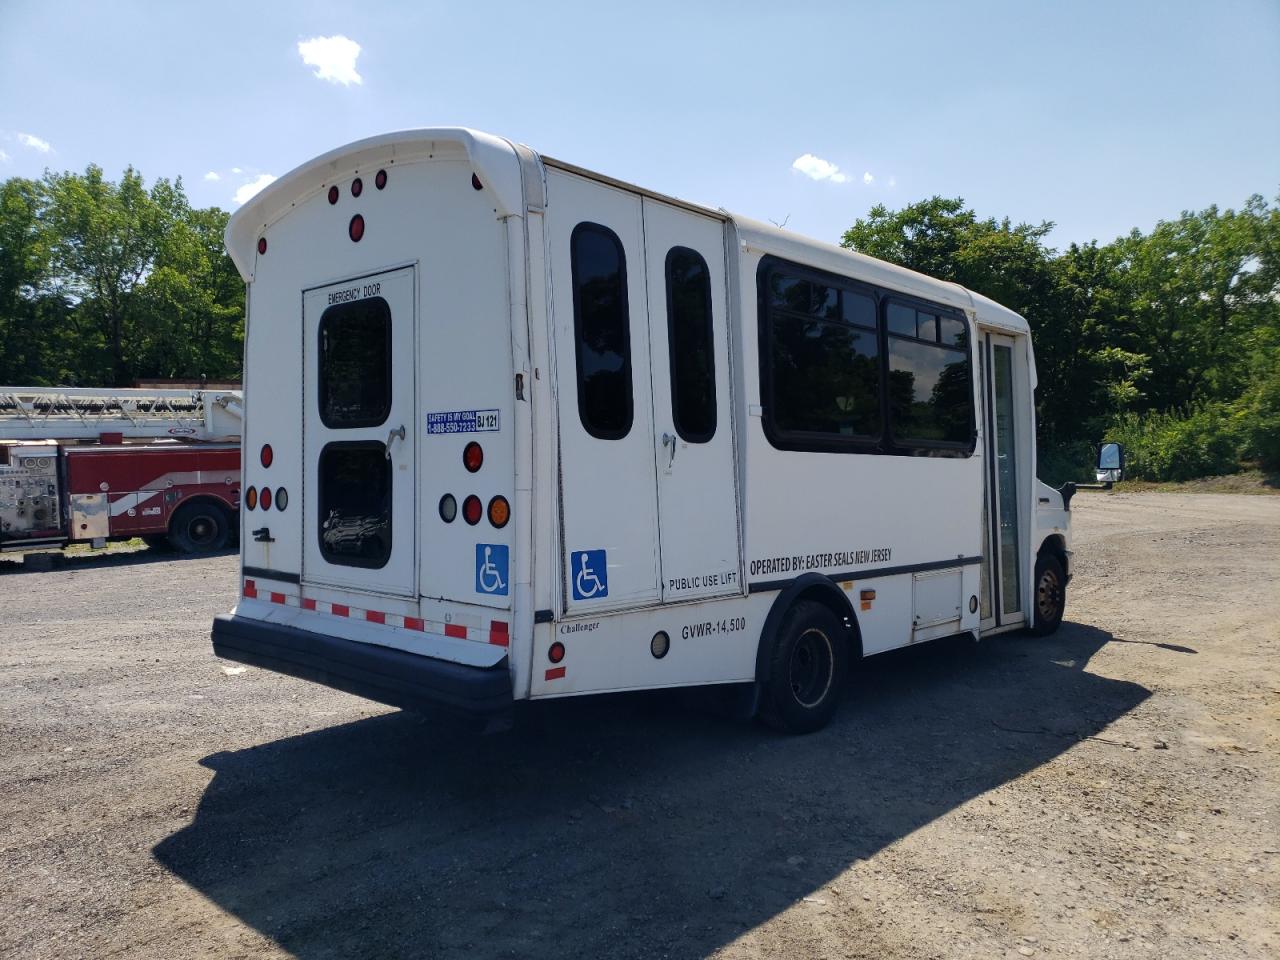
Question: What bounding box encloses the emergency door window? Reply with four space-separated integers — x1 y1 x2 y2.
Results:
318 442 391 568
318 297 392 428
570 222 633 440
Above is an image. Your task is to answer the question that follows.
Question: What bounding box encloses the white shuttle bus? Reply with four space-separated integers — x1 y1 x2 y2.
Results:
212 128 1076 733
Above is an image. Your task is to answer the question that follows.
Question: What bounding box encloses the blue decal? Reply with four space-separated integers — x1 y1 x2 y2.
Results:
571 549 608 601
475 543 509 596
427 409 499 435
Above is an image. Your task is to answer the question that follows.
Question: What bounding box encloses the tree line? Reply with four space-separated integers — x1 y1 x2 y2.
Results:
0 166 1276 481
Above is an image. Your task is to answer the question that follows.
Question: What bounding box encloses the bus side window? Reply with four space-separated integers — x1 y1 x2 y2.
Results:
570 222 634 440
665 246 716 443
886 303 973 450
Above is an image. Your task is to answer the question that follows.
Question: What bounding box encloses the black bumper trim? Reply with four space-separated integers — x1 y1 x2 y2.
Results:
212 614 512 715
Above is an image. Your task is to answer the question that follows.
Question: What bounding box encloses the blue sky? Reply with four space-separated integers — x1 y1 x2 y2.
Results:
1 0 1276 249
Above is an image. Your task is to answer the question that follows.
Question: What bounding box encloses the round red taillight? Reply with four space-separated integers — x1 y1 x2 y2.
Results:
328 185 339 205
462 495 482 525
463 442 483 473
244 486 257 510
351 177 363 198
375 169 387 190
260 444 273 468
259 486 272 511
548 641 566 664
349 214 365 242
471 173 483 191
257 237 267 255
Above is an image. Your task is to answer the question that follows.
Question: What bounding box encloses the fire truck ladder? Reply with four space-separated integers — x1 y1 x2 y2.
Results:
0 387 243 441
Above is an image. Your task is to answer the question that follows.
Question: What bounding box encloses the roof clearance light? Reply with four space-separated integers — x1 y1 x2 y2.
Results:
488 495 510 529
438 494 457 523
257 237 267 255
375 169 387 190
260 444 273 468
548 641 566 664
471 173 483 191
462 495 482 525
463 442 483 473
245 486 257 510
349 214 365 243
328 185 340 205
275 487 288 511
351 177 363 198
259 487 272 511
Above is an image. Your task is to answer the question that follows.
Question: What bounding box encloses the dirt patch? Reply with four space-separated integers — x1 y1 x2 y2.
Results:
1 493 1276 959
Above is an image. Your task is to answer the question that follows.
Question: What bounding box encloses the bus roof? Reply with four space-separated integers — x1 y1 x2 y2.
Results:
225 127 1031 339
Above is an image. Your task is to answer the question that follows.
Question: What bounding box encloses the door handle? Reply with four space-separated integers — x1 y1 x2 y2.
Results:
661 432 677 468
386 424 406 459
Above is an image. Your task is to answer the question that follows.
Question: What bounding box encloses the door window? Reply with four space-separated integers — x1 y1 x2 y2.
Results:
317 441 391 568
318 298 392 428
993 344 1021 614
571 222 633 440
664 246 717 443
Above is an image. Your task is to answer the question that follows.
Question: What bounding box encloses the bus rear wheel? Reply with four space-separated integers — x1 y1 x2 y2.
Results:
168 501 230 554
1030 553 1066 636
759 600 848 734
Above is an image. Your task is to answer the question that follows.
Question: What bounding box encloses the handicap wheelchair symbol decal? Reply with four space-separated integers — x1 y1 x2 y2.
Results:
571 549 608 601
475 544 509 596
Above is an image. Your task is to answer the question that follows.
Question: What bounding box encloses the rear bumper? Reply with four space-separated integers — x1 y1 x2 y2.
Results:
212 613 512 715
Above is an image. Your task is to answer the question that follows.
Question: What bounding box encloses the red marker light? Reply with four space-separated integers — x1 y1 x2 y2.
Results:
462 495 482 525
260 444 273 468
328 185 339 205
471 173 483 191
548 641 566 664
257 237 267 255
259 486 272 511
463 442 483 473
351 177 363 198
245 486 257 510
349 214 365 242
375 169 387 190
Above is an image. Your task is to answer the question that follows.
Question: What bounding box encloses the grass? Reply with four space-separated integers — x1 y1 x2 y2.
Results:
1112 468 1280 496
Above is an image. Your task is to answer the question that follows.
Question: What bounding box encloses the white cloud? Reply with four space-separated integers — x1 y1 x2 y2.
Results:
298 35 363 86
16 132 51 153
203 171 221 182
0 149 9 163
888 176 897 188
862 171 874 185
792 153 849 184
233 173 277 206
231 166 242 174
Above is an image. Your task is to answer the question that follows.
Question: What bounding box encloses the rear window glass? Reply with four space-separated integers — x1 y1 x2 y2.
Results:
318 442 391 568
318 298 391 428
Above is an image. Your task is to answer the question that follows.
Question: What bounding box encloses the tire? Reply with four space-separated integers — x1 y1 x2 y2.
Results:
1030 553 1067 636
758 600 849 734
168 501 231 554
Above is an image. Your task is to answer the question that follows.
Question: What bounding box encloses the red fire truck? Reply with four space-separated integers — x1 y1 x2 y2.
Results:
0 387 242 554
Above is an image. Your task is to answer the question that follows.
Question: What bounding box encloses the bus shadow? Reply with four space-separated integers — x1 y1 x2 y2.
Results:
154 621 1145 959
0 544 235 575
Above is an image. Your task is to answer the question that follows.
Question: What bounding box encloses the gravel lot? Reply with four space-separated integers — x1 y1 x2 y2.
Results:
1 492 1276 960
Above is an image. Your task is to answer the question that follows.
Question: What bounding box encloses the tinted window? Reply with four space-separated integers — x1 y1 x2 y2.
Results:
318 442 391 568
886 302 972 446
764 265 881 446
665 247 717 443
887 302 916 338
318 298 391 428
571 223 633 439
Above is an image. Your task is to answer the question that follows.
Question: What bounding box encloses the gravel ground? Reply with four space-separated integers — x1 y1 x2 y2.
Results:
0 492 1276 960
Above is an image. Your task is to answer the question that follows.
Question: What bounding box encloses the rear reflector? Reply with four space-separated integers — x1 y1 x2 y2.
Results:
349 214 365 242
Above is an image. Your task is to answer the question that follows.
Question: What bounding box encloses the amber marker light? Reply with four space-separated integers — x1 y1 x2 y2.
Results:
488 496 510 529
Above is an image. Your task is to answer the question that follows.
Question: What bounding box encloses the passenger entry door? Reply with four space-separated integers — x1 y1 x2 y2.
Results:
641 200 740 602
980 331 1026 629
302 266 417 598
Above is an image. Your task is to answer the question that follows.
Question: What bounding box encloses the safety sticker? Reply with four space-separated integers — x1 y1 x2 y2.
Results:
571 549 608 601
427 409 499 435
475 543 509 596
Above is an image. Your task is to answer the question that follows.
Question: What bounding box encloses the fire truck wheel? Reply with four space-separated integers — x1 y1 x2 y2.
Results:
758 600 848 734
1029 552 1067 636
168 501 231 554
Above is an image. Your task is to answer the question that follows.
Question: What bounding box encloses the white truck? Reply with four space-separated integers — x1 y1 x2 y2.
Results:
211 128 1078 732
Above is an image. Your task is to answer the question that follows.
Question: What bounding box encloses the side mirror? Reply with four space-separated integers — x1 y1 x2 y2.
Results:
1096 442 1125 483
